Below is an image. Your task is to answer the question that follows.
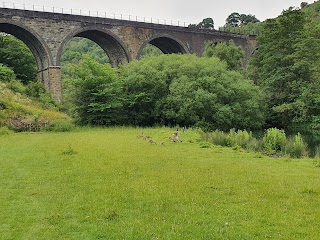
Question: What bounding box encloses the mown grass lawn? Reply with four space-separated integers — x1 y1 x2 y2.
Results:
0 127 320 239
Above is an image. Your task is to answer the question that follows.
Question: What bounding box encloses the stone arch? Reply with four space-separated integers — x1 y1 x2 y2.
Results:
137 34 189 59
0 20 53 88
56 27 130 67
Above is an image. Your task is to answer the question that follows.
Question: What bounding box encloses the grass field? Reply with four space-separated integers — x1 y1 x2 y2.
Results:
0 127 320 239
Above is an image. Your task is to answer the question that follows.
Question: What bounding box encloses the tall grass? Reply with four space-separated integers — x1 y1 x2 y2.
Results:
201 128 310 158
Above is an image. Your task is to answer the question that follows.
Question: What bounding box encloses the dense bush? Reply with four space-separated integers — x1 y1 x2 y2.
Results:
226 129 255 149
64 56 125 125
0 64 16 81
285 133 308 158
121 54 265 130
44 119 75 132
203 40 244 71
262 128 287 154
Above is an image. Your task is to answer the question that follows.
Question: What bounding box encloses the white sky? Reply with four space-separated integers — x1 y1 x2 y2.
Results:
5 0 316 28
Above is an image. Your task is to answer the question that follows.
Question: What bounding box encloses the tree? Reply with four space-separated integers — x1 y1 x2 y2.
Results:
65 56 124 125
121 54 265 130
226 12 260 27
203 40 244 71
197 18 214 30
188 18 215 30
226 12 241 27
0 35 37 84
250 8 320 133
239 14 260 25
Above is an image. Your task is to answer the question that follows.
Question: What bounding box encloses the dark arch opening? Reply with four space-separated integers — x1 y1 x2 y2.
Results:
0 23 51 86
137 36 188 59
57 29 130 67
149 37 187 54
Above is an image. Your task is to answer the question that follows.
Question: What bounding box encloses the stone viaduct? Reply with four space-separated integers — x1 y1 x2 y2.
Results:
0 7 256 102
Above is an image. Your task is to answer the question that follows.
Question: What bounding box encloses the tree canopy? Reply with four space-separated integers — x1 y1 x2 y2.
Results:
225 12 260 27
250 8 320 134
203 40 244 71
188 18 214 30
0 34 37 84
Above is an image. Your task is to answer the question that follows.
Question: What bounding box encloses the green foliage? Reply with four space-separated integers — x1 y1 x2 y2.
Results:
197 17 214 29
0 63 16 81
61 37 109 67
121 54 265 130
65 56 124 125
219 21 264 35
45 119 75 132
5 79 26 94
189 17 214 30
262 128 287 154
0 126 13 135
201 128 311 158
227 129 255 149
204 129 228 146
302 1 320 23
250 8 320 132
199 141 212 148
204 128 261 152
0 64 26 94
286 133 308 158
140 44 163 58
0 34 37 83
204 40 244 71
120 56 169 126
0 82 70 131
25 81 46 98
61 144 78 155
225 12 260 27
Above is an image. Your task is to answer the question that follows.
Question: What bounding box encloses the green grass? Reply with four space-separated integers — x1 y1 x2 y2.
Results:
1 127 320 239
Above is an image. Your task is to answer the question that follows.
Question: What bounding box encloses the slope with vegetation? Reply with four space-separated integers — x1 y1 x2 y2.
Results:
0 64 72 132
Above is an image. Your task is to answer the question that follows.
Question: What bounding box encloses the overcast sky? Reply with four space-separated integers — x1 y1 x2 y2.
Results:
7 0 316 28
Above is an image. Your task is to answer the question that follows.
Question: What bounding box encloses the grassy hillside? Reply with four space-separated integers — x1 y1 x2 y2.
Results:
0 82 72 131
302 1 320 22
0 127 319 239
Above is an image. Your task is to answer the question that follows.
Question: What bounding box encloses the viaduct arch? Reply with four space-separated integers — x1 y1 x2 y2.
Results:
0 7 257 102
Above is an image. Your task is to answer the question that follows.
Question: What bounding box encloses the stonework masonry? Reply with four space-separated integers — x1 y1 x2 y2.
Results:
0 7 257 102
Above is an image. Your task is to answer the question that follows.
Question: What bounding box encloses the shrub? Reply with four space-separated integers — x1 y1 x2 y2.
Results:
6 80 26 94
0 64 16 82
0 126 13 135
226 129 254 148
286 133 308 158
208 130 228 146
121 54 265 130
45 119 75 132
315 146 320 159
263 128 287 155
26 81 46 98
199 141 212 148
